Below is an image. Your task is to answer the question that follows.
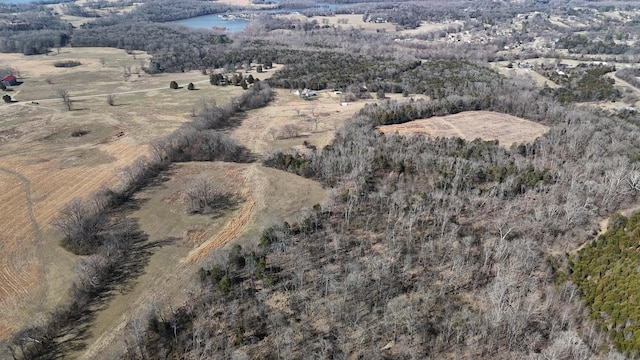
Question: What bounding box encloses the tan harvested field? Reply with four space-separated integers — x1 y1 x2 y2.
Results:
399 20 464 35
281 14 461 34
47 0 140 27
379 111 549 147
281 14 464 36
0 47 245 340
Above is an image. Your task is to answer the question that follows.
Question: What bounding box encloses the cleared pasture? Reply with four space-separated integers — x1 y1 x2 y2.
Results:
1 45 389 357
378 111 549 147
0 47 241 340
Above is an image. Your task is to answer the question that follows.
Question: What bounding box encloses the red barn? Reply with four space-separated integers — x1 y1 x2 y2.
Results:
1 75 17 86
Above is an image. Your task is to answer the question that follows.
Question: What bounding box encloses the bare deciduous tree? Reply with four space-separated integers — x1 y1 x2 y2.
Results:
57 88 72 111
184 179 233 215
268 127 278 140
281 124 300 139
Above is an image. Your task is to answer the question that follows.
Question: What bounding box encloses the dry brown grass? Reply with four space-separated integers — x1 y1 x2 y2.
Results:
278 13 397 32
78 160 327 359
230 88 368 154
279 14 463 34
492 64 560 88
378 111 549 147
399 20 464 35
0 47 382 357
0 47 241 340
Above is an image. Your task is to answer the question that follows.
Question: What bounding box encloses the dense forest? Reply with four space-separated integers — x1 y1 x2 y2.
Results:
569 213 640 355
123 67 640 358
121 50 640 358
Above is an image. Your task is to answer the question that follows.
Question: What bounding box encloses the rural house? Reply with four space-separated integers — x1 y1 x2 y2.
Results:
1 75 17 86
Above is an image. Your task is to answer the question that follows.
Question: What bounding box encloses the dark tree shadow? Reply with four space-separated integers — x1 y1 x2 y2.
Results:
38 223 177 358
188 194 243 220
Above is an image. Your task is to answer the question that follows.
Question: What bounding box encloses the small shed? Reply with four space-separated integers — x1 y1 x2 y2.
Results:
1 75 17 86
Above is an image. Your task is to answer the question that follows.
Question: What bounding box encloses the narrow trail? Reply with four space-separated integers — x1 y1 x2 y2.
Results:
608 73 640 99
571 205 640 255
186 194 255 262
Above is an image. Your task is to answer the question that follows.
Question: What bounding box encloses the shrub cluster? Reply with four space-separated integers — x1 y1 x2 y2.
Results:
53 60 81 68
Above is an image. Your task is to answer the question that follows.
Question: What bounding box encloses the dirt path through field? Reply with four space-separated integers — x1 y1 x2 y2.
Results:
78 160 326 358
379 111 549 148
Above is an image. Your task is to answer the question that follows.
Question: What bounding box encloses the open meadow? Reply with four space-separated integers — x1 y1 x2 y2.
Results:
378 111 550 148
0 46 369 357
0 47 243 340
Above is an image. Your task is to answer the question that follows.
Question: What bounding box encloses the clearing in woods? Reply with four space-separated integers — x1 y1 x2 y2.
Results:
378 111 549 148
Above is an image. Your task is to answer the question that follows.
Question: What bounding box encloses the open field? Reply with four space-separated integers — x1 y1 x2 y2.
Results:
491 63 560 89
279 14 463 35
0 47 246 340
0 47 338 357
278 13 397 33
378 111 549 148
77 161 327 359
230 89 369 155
399 20 464 35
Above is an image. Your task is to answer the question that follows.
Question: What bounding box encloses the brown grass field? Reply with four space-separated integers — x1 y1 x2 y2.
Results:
78 86 375 358
0 45 368 358
378 111 549 147
230 88 369 154
0 47 246 341
278 14 463 34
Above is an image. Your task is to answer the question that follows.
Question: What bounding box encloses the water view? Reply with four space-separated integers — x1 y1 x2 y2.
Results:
172 14 249 32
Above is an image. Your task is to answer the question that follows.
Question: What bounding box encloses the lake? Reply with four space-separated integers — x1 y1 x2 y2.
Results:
172 14 249 32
